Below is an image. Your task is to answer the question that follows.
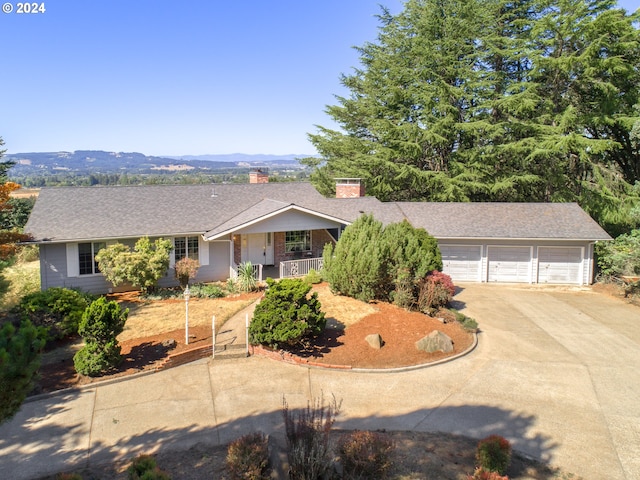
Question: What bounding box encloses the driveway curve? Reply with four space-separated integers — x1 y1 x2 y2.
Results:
0 284 638 480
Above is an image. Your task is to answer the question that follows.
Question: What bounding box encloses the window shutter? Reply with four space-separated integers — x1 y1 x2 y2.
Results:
199 236 209 266
169 238 176 268
66 243 79 278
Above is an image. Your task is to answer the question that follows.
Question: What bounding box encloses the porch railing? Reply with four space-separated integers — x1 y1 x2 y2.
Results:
279 257 323 278
230 263 264 282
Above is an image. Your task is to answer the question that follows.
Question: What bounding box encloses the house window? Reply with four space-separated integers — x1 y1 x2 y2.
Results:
285 230 311 252
78 242 106 275
175 236 199 262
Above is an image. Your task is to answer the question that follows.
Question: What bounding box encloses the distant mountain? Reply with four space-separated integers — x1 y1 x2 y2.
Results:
5 150 312 177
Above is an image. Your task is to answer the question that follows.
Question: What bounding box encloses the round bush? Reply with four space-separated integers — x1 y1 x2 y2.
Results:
337 430 394 479
249 278 325 349
475 435 512 474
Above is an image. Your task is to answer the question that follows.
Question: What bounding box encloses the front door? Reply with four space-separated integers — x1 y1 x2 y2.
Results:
244 233 274 265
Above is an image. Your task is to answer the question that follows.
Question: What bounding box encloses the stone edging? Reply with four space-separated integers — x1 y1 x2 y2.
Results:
26 333 478 403
249 331 479 373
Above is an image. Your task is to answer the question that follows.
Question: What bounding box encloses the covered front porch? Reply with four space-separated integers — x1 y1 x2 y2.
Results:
203 201 348 282
230 255 325 281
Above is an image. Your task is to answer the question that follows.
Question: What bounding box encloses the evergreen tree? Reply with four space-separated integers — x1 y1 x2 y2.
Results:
323 214 385 301
0 320 46 423
249 278 325 349
73 297 128 377
307 0 640 234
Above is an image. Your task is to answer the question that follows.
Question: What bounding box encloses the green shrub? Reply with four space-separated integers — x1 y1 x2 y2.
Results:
391 268 415 310
596 229 640 278
73 297 128 377
448 308 479 332
96 237 173 293
323 214 444 306
304 268 323 285
127 454 171 480
476 435 512 475
190 283 226 298
461 316 478 332
128 454 157 478
249 278 325 349
383 219 443 300
323 214 386 302
337 430 394 479
226 432 270 480
0 319 46 424
237 262 258 293
283 394 341 480
226 277 239 294
16 287 95 340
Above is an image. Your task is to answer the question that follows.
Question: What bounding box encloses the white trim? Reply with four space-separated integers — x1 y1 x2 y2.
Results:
203 204 350 241
66 243 79 278
198 236 209 266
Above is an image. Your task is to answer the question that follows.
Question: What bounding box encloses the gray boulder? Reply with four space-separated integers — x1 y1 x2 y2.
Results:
415 330 453 353
365 333 384 349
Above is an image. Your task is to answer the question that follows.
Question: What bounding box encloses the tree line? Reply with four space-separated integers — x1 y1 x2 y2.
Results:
10 169 310 188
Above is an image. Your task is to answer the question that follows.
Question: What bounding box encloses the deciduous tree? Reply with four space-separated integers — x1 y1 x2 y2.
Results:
96 237 173 293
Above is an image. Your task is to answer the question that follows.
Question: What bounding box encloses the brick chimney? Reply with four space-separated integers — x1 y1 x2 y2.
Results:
335 178 365 198
249 168 269 184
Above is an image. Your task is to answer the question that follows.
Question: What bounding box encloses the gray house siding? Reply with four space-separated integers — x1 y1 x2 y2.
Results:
40 237 233 294
40 243 120 293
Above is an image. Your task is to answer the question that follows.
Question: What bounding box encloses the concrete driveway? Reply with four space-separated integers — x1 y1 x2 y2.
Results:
0 284 638 479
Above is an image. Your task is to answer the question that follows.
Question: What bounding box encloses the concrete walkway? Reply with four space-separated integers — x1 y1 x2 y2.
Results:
1 284 639 480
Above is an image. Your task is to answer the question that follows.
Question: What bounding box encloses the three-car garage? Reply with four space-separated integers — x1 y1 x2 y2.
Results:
440 243 588 285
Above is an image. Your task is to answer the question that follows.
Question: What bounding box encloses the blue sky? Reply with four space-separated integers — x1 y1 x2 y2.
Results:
1 0 637 157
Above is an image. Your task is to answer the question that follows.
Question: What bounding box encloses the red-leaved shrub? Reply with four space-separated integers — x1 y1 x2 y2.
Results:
468 467 510 480
226 432 270 480
337 430 394 479
417 271 456 314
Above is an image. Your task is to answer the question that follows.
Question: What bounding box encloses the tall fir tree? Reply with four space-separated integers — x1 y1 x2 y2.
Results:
306 0 640 234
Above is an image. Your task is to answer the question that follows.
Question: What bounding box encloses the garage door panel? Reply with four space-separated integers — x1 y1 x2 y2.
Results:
488 246 531 283
538 247 582 284
440 245 482 282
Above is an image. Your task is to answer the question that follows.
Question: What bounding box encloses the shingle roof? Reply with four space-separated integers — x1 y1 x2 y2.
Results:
397 202 612 240
24 183 611 243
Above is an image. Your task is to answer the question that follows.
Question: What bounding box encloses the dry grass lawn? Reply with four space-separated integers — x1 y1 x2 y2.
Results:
117 282 376 342
312 282 378 326
0 259 40 310
117 293 260 341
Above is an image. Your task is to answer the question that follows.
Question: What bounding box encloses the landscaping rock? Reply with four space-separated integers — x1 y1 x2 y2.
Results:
365 333 384 349
161 339 177 349
415 330 453 353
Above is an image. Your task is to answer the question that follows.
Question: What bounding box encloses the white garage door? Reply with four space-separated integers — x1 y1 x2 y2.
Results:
488 246 532 283
538 247 583 284
440 245 482 282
